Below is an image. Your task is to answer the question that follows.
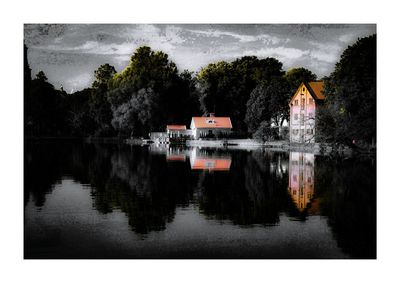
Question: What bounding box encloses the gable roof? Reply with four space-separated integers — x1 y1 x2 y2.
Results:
306 81 325 100
191 117 232 129
289 81 325 105
167 125 187 131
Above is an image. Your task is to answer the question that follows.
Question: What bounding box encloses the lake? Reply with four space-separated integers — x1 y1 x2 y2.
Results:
24 140 376 259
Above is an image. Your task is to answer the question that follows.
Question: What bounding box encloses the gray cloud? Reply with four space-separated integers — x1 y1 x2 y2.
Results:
25 24 376 92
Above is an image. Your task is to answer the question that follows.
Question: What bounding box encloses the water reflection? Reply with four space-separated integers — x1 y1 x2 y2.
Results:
163 145 232 171
24 141 376 258
189 148 231 171
288 152 316 213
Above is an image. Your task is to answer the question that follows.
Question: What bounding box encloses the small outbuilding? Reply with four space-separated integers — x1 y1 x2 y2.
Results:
166 125 188 138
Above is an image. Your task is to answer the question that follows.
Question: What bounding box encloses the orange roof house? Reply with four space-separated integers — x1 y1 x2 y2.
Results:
289 81 325 143
190 117 232 129
190 114 232 139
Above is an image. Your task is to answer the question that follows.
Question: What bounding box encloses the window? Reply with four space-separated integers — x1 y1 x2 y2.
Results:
302 87 305 92
294 99 298 106
292 129 298 135
301 98 305 110
300 114 304 125
309 98 313 104
293 190 297 195
294 114 299 120
301 129 304 135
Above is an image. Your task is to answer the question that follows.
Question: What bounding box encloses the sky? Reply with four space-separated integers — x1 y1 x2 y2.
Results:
24 24 376 93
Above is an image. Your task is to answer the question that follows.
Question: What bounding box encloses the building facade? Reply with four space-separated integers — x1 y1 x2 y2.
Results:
190 114 232 139
289 82 325 143
166 125 190 138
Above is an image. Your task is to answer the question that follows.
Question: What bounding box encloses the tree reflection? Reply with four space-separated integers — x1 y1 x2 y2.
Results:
25 141 376 258
315 155 376 258
89 146 196 234
196 150 289 226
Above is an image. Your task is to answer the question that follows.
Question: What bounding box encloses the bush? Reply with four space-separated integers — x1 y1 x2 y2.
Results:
254 122 279 142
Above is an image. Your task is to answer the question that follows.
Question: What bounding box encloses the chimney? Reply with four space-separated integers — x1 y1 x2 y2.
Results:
209 113 215 117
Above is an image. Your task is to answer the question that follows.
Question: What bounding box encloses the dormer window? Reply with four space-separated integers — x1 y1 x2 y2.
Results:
206 119 216 124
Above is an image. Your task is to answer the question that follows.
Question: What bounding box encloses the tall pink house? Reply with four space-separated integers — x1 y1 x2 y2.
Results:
289 82 325 143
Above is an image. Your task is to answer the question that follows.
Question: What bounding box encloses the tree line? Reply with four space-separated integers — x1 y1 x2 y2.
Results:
24 34 376 146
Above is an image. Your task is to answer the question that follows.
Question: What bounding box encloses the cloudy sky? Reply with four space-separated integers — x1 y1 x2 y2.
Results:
24 24 375 93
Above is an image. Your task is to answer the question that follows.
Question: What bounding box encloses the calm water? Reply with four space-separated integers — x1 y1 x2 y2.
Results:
24 140 376 259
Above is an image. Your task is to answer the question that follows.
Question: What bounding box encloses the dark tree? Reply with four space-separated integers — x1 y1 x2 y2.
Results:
197 56 284 135
107 46 200 136
25 70 68 136
284 67 317 94
245 77 290 141
89 64 117 136
317 34 376 147
92 63 116 90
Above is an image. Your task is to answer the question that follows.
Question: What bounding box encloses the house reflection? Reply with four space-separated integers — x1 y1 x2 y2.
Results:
165 147 188 162
189 148 231 171
288 152 315 212
151 145 232 171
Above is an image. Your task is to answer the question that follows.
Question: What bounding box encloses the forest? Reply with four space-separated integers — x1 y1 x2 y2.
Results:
24 34 376 147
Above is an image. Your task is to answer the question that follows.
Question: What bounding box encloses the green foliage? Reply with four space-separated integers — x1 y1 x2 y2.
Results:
317 34 376 146
253 121 279 142
197 56 284 134
284 67 317 93
92 63 116 90
245 77 290 140
107 46 200 136
110 46 178 91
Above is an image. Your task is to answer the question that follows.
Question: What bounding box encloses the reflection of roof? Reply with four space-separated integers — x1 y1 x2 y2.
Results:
191 158 231 171
167 125 187 130
166 155 186 161
191 117 232 129
306 81 325 100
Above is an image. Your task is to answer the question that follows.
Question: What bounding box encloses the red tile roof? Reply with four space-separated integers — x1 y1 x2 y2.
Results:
167 125 187 131
191 117 232 129
191 158 231 171
307 81 325 100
